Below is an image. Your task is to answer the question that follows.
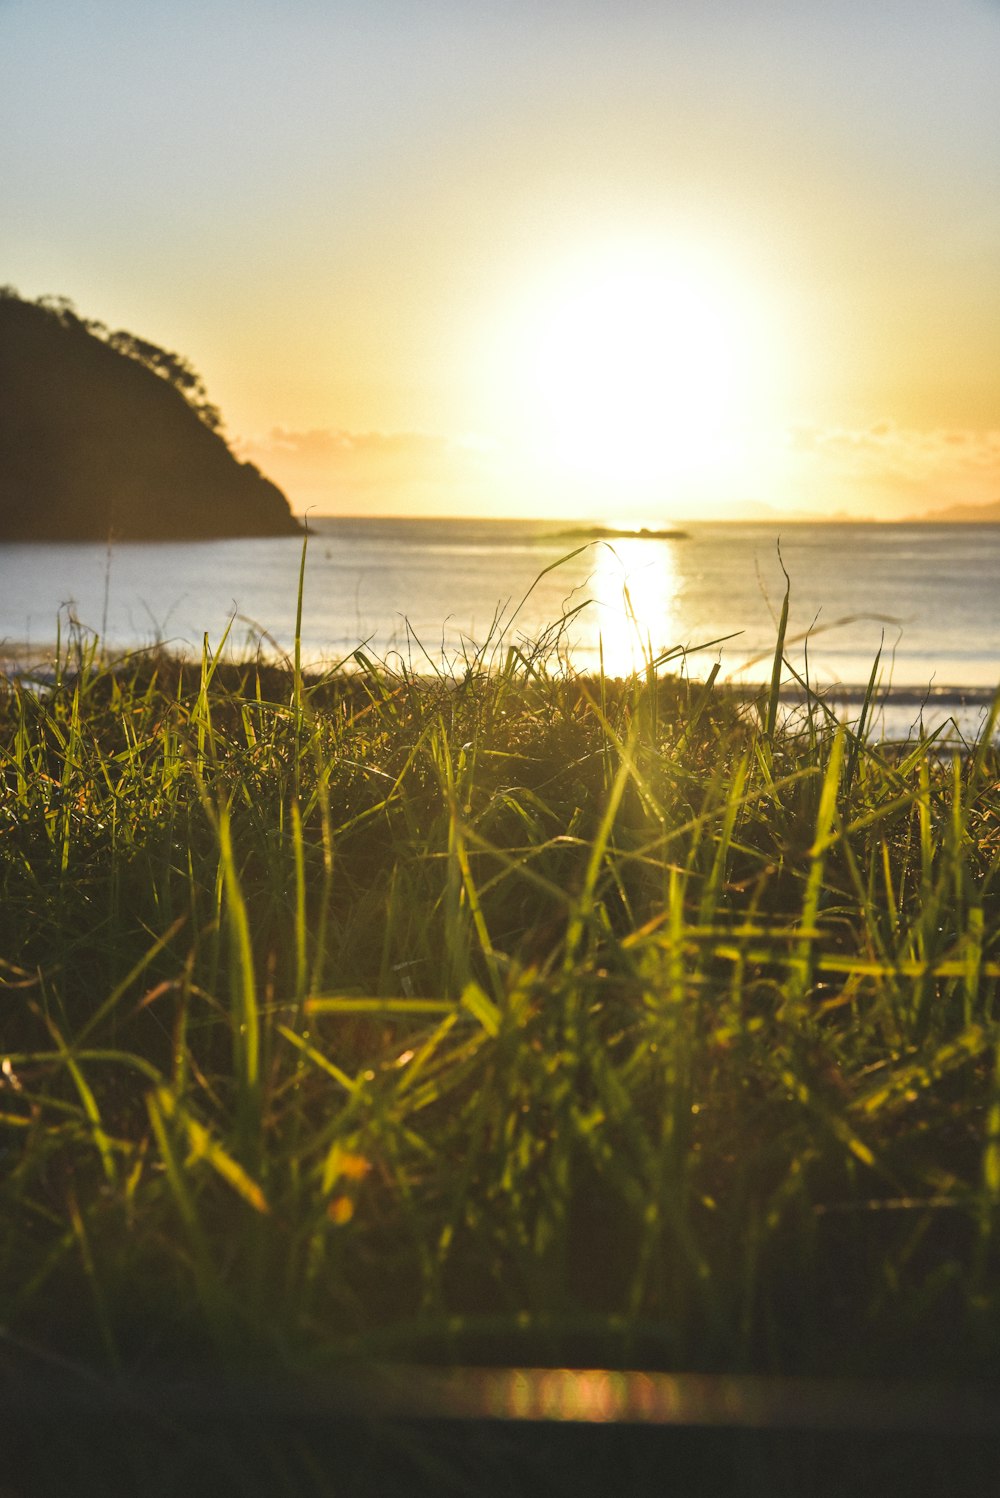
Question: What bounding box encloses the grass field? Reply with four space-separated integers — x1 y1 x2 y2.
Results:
3 592 1000 1491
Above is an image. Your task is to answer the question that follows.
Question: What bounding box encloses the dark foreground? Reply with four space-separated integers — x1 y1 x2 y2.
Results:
3 641 1000 1492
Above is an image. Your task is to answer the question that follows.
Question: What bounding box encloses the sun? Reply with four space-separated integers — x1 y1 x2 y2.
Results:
488 243 777 497
531 264 739 481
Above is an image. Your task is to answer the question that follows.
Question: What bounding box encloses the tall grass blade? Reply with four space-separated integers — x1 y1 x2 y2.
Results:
765 546 791 744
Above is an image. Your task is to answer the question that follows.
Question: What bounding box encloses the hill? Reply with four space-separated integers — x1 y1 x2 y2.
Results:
909 497 1000 522
0 290 302 540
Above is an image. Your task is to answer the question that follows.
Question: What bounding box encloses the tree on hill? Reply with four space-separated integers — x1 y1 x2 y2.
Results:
0 287 302 541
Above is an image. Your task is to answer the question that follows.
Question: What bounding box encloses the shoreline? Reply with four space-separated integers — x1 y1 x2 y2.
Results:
3 642 996 707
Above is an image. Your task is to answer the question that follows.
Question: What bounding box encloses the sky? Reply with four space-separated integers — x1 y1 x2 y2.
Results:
2 0 999 521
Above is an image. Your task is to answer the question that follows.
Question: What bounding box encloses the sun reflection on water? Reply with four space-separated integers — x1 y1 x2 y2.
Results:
578 537 683 677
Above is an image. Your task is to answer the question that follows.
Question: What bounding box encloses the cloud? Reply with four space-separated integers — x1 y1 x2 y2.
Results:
788 423 1000 465
235 425 501 514
782 422 1000 514
262 427 439 457
237 418 1000 521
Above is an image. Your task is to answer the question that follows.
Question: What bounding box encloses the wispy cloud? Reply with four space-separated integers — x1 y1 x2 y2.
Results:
238 419 1000 521
237 426 500 514
263 428 449 458
782 423 1000 513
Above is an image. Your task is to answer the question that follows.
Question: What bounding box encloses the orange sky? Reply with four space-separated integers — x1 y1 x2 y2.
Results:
3 0 999 521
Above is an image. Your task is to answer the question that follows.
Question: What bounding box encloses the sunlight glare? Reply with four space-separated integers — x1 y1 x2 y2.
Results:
490 243 781 499
581 536 683 677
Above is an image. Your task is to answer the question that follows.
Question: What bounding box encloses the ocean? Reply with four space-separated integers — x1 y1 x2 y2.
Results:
2 517 1000 736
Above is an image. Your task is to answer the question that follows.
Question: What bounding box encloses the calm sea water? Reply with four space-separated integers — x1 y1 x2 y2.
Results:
2 517 1000 730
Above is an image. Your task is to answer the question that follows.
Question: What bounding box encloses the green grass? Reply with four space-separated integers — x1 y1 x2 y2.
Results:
3 598 1000 1412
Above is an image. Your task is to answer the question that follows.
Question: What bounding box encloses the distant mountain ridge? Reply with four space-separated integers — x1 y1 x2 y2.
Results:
0 289 301 540
908 498 1000 523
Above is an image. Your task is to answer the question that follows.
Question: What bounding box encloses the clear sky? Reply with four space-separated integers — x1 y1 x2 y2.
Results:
3 0 998 520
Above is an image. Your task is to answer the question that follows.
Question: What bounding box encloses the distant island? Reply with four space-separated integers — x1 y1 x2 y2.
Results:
0 289 302 541
551 525 690 541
